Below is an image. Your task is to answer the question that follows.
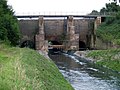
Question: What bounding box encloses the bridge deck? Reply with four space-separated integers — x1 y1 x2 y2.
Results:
16 15 111 18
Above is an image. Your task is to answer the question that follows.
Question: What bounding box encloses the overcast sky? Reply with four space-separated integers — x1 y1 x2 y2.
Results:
7 0 110 15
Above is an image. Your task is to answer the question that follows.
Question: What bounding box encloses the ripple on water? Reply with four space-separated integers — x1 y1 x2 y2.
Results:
49 54 120 90
61 69 119 90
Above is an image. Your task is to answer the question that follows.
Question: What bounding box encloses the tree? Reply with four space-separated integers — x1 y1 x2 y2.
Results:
89 10 99 15
109 0 120 3
0 0 20 45
99 2 120 15
95 0 120 45
106 2 120 12
89 1 120 15
100 7 106 14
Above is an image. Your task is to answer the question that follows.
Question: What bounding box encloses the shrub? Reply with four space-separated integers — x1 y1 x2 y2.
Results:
0 0 20 46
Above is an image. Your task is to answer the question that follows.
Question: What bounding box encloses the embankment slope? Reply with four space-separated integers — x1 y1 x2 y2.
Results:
0 44 73 90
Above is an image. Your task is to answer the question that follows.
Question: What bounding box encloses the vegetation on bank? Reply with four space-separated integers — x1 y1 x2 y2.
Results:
86 49 120 72
90 1 120 46
96 14 120 45
0 44 74 90
87 1 120 72
0 0 20 46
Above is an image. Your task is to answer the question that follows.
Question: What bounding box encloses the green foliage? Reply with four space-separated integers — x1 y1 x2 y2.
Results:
97 17 120 44
109 0 120 4
105 17 116 24
0 44 74 90
87 49 120 72
105 2 120 12
90 1 120 15
96 60 120 72
89 10 100 15
95 1 120 45
0 0 20 46
0 27 8 40
115 11 120 21
113 39 120 45
100 2 120 15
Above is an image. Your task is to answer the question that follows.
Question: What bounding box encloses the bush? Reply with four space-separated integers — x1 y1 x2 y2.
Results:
96 19 120 45
0 0 20 46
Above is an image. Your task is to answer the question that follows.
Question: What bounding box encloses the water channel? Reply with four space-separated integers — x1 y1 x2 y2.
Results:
49 53 120 90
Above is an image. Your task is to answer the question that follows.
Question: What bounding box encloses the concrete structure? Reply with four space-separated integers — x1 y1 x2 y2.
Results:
35 16 48 52
18 15 104 51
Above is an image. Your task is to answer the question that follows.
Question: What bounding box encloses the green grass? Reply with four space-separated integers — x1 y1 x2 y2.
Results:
0 44 74 90
96 18 120 45
86 49 120 72
94 14 120 72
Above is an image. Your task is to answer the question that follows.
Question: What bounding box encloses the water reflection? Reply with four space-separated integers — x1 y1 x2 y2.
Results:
49 54 120 90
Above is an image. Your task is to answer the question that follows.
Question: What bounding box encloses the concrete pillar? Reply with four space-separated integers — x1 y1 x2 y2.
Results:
94 17 101 30
67 16 74 33
65 16 79 50
35 16 48 53
39 16 44 35
91 17 101 49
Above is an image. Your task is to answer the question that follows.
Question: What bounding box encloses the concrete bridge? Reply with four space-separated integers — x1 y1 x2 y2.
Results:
17 15 106 51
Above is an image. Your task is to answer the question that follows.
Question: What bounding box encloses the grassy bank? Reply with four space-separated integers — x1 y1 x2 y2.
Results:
86 49 120 72
0 44 73 90
97 22 120 45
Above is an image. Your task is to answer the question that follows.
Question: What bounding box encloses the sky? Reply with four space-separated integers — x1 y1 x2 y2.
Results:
7 0 110 15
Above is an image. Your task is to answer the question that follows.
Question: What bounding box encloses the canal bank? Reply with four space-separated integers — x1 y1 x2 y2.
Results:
74 49 120 72
49 53 120 90
0 44 74 90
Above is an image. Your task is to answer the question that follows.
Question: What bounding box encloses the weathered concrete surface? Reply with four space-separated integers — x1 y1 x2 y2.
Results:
65 16 79 50
19 20 38 43
35 16 48 53
19 19 94 41
18 16 102 50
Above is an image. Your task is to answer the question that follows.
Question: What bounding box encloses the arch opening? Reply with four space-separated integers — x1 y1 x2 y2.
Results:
79 41 86 50
48 40 63 54
50 40 62 45
20 40 35 49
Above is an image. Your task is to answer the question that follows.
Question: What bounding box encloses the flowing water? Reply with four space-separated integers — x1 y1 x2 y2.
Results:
49 53 120 90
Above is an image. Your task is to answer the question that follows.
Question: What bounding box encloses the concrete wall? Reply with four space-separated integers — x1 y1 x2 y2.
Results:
74 19 94 43
19 19 94 46
19 20 39 43
44 19 66 41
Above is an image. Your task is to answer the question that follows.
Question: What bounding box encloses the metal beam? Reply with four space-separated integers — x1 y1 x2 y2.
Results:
15 15 111 19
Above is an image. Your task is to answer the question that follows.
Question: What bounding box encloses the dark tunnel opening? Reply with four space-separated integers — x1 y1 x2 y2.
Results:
79 41 86 50
48 40 62 54
20 40 35 49
50 40 62 45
